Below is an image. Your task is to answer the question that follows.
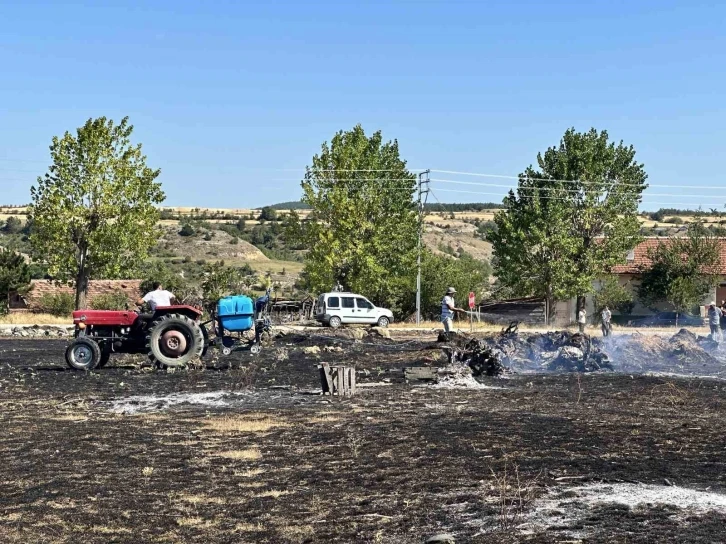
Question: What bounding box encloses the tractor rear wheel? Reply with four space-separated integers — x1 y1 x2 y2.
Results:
147 314 204 368
65 338 102 371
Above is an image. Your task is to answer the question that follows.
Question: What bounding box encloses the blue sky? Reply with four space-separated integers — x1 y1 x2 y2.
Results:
1 0 725 210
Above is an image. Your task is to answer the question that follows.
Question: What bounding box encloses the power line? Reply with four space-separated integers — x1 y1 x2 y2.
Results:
430 176 726 192
429 168 726 190
429 179 722 199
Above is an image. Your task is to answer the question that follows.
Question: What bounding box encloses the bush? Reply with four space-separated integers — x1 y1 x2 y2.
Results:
179 222 195 237
258 207 278 222
3 216 23 234
229 237 239 245
37 292 75 316
666 217 684 224
91 290 130 310
203 233 213 241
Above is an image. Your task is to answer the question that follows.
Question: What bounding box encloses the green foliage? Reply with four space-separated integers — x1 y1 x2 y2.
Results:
140 261 188 295
418 252 491 318
3 216 23 234
0 249 31 313
258 207 278 222
179 221 195 237
490 128 647 310
638 221 720 313
201 262 251 314
236 218 246 232
666 216 684 225
267 201 311 211
28 116 164 310
475 220 497 239
37 292 75 316
289 124 418 310
90 290 131 310
592 276 634 317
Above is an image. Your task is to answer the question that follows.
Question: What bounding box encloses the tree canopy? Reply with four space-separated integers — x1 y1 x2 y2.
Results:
489 128 648 312
638 221 720 314
287 125 418 314
0 249 31 313
29 116 164 309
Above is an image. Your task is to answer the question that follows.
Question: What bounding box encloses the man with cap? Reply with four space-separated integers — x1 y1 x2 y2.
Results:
708 302 722 342
441 287 466 333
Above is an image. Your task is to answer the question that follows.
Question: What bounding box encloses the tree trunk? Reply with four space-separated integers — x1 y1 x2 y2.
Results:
75 270 89 310
75 248 89 310
546 284 554 327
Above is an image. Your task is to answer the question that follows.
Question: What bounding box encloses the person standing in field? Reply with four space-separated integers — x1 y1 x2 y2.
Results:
708 302 722 342
577 307 587 334
601 306 612 337
441 287 465 334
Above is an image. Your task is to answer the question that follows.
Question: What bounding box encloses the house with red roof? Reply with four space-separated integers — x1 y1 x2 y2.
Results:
587 237 726 320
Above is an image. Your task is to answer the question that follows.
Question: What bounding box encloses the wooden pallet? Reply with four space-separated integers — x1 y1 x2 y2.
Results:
318 363 356 396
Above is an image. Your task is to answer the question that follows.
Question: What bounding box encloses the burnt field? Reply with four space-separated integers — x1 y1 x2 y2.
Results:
2 332 726 543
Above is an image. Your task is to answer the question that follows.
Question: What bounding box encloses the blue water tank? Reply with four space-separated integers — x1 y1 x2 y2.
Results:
217 295 254 332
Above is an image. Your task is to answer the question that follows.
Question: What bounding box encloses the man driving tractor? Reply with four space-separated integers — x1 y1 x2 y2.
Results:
136 282 176 311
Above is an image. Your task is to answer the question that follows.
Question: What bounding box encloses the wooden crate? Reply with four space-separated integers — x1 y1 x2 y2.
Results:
318 363 356 396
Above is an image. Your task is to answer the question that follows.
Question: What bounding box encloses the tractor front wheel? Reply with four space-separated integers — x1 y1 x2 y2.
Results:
147 314 204 368
65 338 102 371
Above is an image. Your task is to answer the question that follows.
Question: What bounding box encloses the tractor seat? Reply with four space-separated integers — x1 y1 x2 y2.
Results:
137 313 155 322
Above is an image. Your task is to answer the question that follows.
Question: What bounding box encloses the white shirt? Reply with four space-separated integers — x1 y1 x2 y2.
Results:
601 309 611 323
142 290 174 310
441 296 455 320
577 310 587 324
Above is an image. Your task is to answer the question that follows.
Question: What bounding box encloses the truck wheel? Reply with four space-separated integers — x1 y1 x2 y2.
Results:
65 338 102 371
377 316 390 328
147 314 204 368
329 316 342 329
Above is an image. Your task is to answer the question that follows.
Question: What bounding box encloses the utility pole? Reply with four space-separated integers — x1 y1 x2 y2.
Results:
416 170 430 325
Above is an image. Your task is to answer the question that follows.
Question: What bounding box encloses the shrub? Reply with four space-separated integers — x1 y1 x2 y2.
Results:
179 222 195 237
183 256 192 263
37 292 75 316
666 217 684 225
3 216 23 234
229 237 239 245
91 290 130 310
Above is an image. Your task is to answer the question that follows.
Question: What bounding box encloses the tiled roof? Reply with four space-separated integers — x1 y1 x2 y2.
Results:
12 280 143 310
612 238 726 274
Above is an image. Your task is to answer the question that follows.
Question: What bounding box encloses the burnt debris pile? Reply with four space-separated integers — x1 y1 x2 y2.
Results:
438 325 726 378
608 328 725 375
437 324 612 376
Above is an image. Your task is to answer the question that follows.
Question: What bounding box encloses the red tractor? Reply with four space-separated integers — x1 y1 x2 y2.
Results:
65 292 272 370
65 305 207 370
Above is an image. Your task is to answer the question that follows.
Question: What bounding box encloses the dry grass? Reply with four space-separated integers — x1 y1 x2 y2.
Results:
177 493 227 506
254 489 291 499
0 313 71 325
216 449 262 460
176 516 217 528
235 523 264 532
307 414 342 424
234 468 265 478
203 414 290 434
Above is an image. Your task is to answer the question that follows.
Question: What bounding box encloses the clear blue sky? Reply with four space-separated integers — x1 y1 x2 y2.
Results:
1 0 725 210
